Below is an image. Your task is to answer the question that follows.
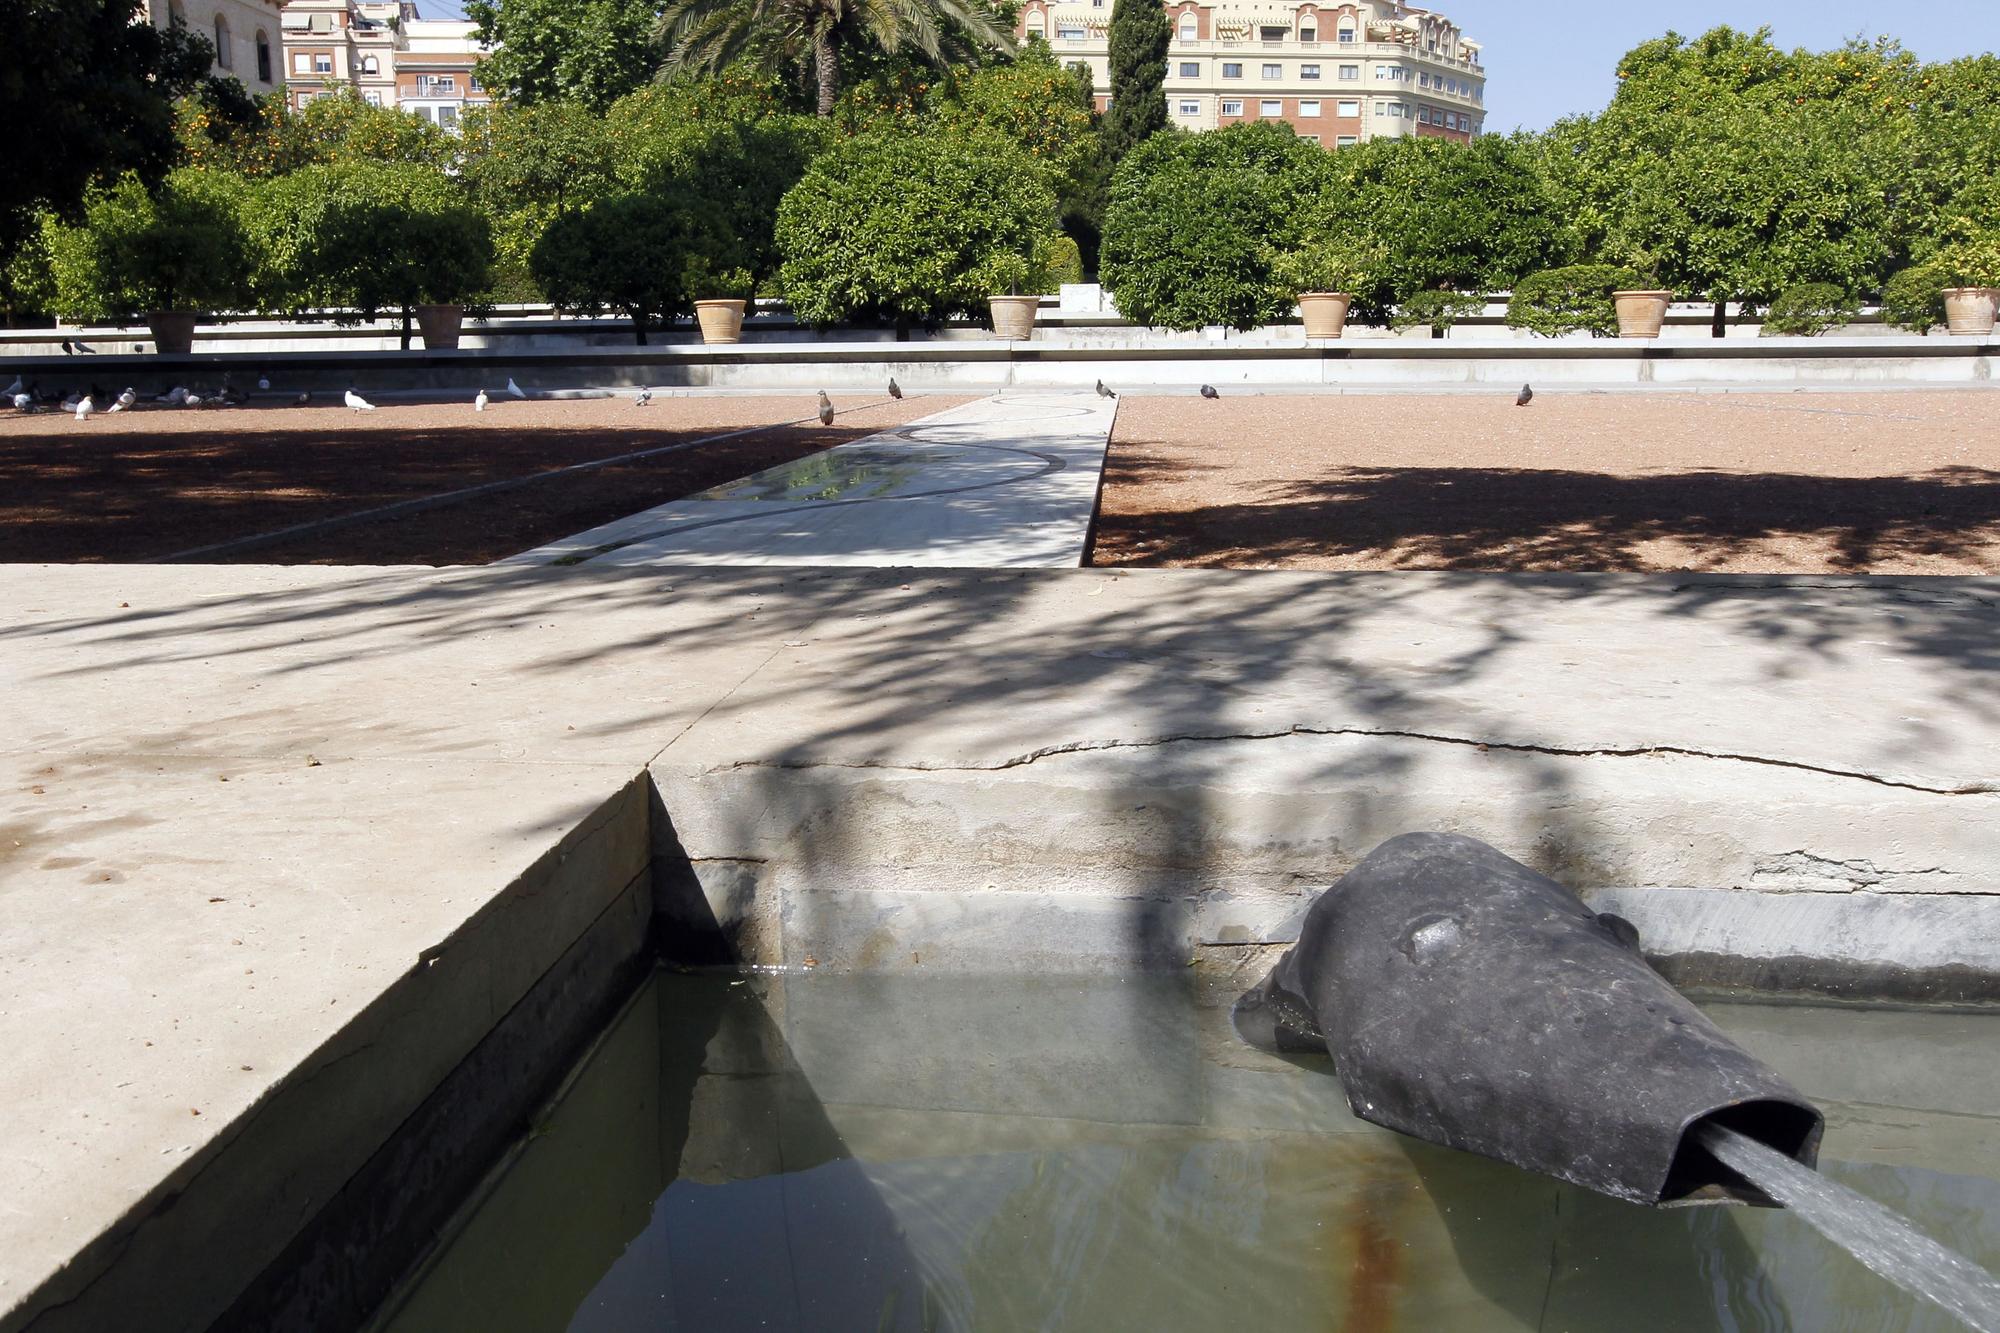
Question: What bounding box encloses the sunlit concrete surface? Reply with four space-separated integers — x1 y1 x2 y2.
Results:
507 392 1116 569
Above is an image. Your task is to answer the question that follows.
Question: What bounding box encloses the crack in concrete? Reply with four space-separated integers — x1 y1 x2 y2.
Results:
722 726 1997 796
1750 850 1966 892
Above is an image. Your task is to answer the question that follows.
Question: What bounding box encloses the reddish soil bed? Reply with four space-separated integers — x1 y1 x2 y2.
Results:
0 394 962 564
1091 391 2000 575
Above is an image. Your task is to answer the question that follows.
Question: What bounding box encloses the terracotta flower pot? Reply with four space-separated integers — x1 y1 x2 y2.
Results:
413 303 465 350
989 294 1040 340
146 311 198 356
1298 292 1353 339
1943 287 1998 337
1613 290 1673 339
695 299 748 345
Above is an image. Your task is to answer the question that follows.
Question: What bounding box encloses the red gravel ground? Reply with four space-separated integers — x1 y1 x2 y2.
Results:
1091 391 2000 574
0 394 964 565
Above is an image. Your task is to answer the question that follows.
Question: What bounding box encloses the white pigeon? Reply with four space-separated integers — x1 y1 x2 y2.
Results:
109 387 137 413
12 392 30 411
74 395 95 421
635 387 652 407
344 388 375 412
2 375 21 398
506 377 527 400
474 389 489 412
184 392 204 409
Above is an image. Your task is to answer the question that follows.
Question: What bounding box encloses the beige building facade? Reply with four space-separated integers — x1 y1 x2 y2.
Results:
278 0 491 127
150 0 288 91
1019 0 1483 147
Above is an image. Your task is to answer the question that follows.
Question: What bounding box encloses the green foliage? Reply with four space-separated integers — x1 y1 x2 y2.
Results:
44 171 253 321
930 41 1098 183
459 100 620 303
467 0 661 110
1927 230 2000 289
1505 265 1643 339
1100 123 1329 331
249 161 492 322
1043 233 1084 287
607 83 828 287
531 191 728 341
1759 283 1859 337
1270 236 1385 299
1313 135 1571 322
775 130 1061 327
179 87 456 178
1 2 219 286
1103 0 1169 161
1880 266 1946 335
655 0 1013 117
1392 289 1488 337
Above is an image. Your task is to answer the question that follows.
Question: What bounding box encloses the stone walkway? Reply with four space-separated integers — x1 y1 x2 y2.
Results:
505 392 1116 569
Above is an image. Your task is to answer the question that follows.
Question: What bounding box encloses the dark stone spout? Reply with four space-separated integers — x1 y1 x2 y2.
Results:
1235 832 1824 1208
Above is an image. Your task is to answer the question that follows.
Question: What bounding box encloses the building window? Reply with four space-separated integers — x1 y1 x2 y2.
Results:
1259 99 1282 115
1337 99 1359 116
1056 24 1084 39
1261 63 1281 78
1419 71 1431 88
364 90 383 105
438 105 460 128
1300 63 1319 79
166 0 184 25
1445 78 1457 94
1300 26 1315 42
1178 100 1200 115
255 32 271 82
1260 25 1287 40
1375 101 1386 116
1298 133 1319 143
1336 135 1357 146
1179 61 1199 77
293 51 309 74
1179 14 1196 40
469 74 484 93
362 55 380 74
212 15 231 68
1221 99 1242 115
1417 106 1431 124
314 53 332 73
1222 62 1242 78
1337 26 1354 42
1339 63 1359 79
1298 99 1320 116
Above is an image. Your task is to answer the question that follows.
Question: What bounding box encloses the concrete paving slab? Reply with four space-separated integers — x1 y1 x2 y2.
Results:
0 561 1995 1329
508 392 1115 568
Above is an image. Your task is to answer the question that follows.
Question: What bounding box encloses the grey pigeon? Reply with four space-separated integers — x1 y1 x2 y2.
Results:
1200 384 1219 399
635 386 652 407
1516 384 1533 407
60 341 74 356
887 378 902 400
817 391 835 426
257 375 271 391
294 391 312 407
1095 379 1116 399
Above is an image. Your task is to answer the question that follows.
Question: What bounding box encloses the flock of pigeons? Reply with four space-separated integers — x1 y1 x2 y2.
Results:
7 367 1540 421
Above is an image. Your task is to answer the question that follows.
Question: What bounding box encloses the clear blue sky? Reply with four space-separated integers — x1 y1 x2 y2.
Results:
1441 0 2000 132
414 0 2000 131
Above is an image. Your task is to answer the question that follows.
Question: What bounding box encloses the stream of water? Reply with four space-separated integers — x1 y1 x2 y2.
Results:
1699 1123 2000 1332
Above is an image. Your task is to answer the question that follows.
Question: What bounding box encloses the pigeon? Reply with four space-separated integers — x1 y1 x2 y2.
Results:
294 391 312 407
344 387 375 412
1095 379 1116 399
184 392 204 409
11 392 31 412
159 386 189 406
816 390 835 427
109 387 137 413
887 378 902 400
74 394 95 421
1516 383 1533 407
474 388 489 412
2 375 20 398
506 377 527 400
1200 384 1219 399
60 340 74 356
635 387 652 408
60 392 81 412
75 340 96 354
256 375 271 391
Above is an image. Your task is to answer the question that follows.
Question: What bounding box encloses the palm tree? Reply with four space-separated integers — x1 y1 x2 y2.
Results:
655 0 1014 117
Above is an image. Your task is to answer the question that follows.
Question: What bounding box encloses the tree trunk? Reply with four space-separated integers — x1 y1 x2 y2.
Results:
814 29 838 117
632 310 648 346
1711 300 1727 339
400 304 412 352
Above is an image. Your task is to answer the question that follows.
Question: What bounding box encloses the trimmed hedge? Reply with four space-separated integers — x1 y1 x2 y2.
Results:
1505 264 1641 338
1760 283 1858 337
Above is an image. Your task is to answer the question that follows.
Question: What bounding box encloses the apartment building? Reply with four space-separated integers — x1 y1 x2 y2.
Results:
149 0 288 91
1019 0 1484 146
278 0 490 128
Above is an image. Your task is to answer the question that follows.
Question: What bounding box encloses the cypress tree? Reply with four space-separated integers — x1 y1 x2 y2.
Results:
1103 0 1170 161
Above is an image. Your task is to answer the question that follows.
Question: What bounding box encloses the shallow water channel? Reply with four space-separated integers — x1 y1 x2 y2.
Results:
375 973 2000 1333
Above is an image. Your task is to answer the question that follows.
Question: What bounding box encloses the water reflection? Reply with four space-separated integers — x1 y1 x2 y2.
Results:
376 975 2000 1333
